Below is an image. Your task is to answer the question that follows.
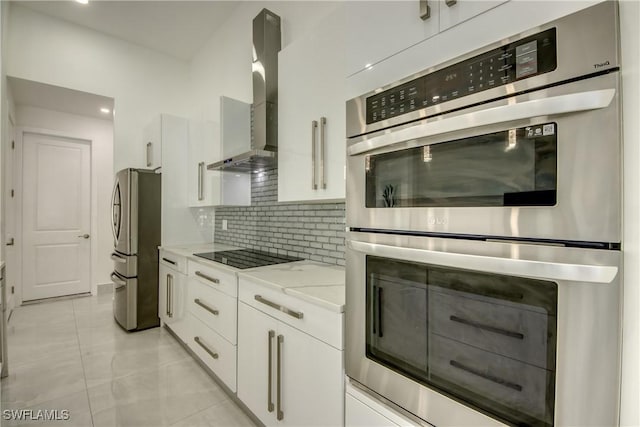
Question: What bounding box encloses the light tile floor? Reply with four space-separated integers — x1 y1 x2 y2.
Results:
1 293 256 427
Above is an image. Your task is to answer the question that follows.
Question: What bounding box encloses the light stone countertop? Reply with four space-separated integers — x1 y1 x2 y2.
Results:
238 260 345 313
158 245 346 312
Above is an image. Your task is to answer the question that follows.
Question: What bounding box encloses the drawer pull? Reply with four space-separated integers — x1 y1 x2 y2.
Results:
450 315 524 340
162 257 177 265
255 295 303 319
194 336 219 359
450 360 522 392
194 298 219 316
195 271 220 284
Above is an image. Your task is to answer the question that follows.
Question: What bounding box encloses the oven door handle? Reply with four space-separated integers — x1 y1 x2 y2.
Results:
347 88 616 156
347 240 618 284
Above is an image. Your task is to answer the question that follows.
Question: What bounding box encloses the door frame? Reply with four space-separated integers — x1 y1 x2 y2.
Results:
14 126 95 304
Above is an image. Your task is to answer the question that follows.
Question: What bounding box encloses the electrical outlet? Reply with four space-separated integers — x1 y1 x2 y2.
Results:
222 219 228 230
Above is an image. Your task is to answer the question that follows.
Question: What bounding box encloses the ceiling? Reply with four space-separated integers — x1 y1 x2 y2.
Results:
8 77 115 121
15 1 241 61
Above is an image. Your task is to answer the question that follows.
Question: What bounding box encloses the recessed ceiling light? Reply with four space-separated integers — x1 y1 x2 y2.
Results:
100 107 110 114
76 0 89 4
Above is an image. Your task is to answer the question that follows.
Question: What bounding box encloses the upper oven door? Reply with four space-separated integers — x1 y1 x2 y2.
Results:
345 231 621 427
346 72 620 244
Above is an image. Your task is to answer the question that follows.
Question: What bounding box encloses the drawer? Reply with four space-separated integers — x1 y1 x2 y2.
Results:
187 313 237 392
239 278 343 350
188 260 237 298
159 249 187 274
429 287 553 369
188 278 237 344
429 334 552 424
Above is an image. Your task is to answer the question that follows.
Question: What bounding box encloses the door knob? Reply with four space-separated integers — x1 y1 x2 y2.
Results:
78 234 90 239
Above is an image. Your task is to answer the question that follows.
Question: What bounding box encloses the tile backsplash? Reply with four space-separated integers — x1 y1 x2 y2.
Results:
214 168 346 266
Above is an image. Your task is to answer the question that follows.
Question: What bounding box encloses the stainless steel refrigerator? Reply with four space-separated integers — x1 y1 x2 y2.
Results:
111 168 161 331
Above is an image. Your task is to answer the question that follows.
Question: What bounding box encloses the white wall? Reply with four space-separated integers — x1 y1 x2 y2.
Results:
14 105 114 294
6 4 190 172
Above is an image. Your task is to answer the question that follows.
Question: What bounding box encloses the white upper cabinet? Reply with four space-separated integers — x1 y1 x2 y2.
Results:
278 6 346 203
188 120 220 207
142 115 162 169
345 0 509 77
345 0 440 76
188 97 251 207
220 96 252 159
439 0 508 32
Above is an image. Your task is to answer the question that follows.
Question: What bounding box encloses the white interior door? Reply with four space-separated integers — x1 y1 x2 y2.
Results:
22 132 91 301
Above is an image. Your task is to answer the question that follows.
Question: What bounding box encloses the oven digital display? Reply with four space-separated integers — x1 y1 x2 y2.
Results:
366 28 557 124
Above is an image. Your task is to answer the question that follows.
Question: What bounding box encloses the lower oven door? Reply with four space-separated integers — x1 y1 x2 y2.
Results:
345 231 621 427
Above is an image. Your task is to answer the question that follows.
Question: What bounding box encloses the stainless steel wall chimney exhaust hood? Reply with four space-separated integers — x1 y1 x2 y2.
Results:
208 9 281 173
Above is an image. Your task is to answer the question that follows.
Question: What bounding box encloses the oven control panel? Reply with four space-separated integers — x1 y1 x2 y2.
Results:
366 28 557 124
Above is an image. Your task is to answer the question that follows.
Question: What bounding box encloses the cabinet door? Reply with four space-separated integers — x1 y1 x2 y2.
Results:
439 0 508 32
169 271 189 341
188 120 221 207
345 1 440 76
278 6 346 203
143 115 162 169
278 321 343 427
158 264 171 325
237 302 280 426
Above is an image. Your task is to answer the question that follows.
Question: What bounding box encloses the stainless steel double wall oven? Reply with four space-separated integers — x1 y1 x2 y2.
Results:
345 2 622 426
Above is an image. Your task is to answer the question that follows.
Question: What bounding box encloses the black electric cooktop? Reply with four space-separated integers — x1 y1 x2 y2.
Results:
194 249 303 270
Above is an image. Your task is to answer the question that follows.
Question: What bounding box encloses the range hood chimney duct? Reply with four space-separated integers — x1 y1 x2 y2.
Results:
208 9 281 172
253 8 280 154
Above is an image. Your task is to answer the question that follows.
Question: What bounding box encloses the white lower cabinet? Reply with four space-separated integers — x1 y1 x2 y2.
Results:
186 312 237 392
184 259 239 392
158 251 188 340
237 296 343 426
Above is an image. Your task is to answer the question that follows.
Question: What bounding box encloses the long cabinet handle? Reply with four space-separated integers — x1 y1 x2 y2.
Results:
166 274 171 316
277 334 284 421
162 257 177 266
445 0 457 6
194 336 219 359
450 315 524 340
419 0 430 20
198 162 204 201
254 295 303 319
195 271 220 284
146 142 152 167
267 330 275 413
348 89 616 156
194 298 219 316
320 117 327 190
167 274 174 318
311 120 318 190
